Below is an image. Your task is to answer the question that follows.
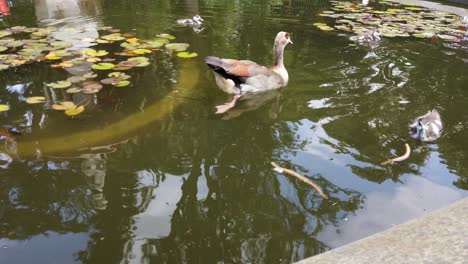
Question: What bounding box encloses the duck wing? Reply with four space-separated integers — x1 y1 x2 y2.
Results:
205 56 281 87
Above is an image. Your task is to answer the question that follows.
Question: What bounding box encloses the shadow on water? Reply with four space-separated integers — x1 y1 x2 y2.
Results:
1 0 468 263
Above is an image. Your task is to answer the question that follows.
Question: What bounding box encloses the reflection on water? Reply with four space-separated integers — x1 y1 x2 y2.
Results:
1 0 468 263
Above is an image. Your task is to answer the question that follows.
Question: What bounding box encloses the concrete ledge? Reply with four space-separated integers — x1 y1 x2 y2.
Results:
297 197 468 264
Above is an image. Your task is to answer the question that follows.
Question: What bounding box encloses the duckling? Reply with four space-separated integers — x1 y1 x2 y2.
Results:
409 110 443 142
177 15 204 26
350 30 381 43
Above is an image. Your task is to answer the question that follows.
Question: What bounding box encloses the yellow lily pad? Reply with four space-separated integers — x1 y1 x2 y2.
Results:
52 101 75 110
26 96 46 104
0 104 10 112
45 53 62 60
66 87 82 94
132 49 152 55
65 105 85 116
156 33 176 40
165 43 189 52
116 80 130 87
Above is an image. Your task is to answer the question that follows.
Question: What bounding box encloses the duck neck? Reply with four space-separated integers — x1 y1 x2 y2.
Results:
274 44 285 68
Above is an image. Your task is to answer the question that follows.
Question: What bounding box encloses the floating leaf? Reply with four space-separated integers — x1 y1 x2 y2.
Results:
0 46 8 52
92 63 115 70
86 57 102 63
177 52 198 58
66 87 82 93
100 77 120 85
96 38 110 44
65 106 85 116
47 81 72 89
0 64 9 71
313 22 328 27
52 101 75 110
405 7 423 11
0 104 10 112
26 96 46 104
101 34 125 41
108 72 131 79
128 57 150 67
144 40 165 48
126 37 139 43
0 31 12 38
67 76 86 83
116 81 130 87
438 34 458 41
132 49 152 54
82 82 103 94
165 43 189 52
45 52 62 60
51 41 72 49
83 48 109 57
156 33 176 40
7 40 24 48
83 72 97 79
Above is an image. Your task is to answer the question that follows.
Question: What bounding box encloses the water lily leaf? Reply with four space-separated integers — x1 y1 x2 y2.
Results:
65 105 85 116
82 82 103 93
0 31 12 38
47 81 72 89
51 61 74 68
52 101 75 110
108 72 130 79
438 34 458 41
177 52 198 58
116 80 130 87
87 57 102 63
0 104 10 112
26 96 46 104
313 22 328 27
101 34 125 41
7 40 24 47
0 64 9 71
45 53 62 60
100 77 120 85
156 33 176 40
118 60 140 68
126 37 139 43
318 26 334 31
132 49 152 54
413 32 434 38
405 7 423 11
51 41 72 49
83 72 97 79
0 46 9 53
54 50 72 57
96 38 110 44
92 63 115 70
67 76 86 83
144 40 165 48
165 43 189 52
95 50 109 57
66 87 82 93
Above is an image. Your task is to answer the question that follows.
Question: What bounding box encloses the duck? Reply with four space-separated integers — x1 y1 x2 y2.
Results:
205 31 293 113
177 15 204 26
409 110 443 142
349 30 381 43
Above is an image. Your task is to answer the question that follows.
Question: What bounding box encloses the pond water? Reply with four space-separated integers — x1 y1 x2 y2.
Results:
1 0 468 263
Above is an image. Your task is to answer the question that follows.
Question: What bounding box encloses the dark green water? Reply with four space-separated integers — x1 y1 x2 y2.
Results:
1 0 468 263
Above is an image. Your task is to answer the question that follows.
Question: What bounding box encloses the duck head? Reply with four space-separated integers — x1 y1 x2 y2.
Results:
275 31 293 48
193 15 204 25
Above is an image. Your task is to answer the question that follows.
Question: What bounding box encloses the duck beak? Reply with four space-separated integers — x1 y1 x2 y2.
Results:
288 39 293 44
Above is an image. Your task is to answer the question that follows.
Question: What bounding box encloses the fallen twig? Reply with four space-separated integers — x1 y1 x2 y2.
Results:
381 143 411 165
271 162 328 199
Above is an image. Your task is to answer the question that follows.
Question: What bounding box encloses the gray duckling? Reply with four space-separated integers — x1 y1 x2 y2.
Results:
409 110 443 142
177 15 204 26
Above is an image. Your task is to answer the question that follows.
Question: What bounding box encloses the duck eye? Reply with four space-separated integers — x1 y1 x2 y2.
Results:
285 32 289 39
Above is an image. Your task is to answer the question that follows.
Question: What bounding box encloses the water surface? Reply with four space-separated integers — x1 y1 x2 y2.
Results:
1 0 468 263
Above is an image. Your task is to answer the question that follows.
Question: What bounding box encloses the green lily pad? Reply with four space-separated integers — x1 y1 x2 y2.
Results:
116 80 130 87
96 38 110 44
405 7 423 11
7 40 24 48
108 72 131 79
0 64 9 71
165 43 190 52
144 40 165 48
47 81 72 89
26 96 46 104
177 52 198 58
101 34 125 41
0 46 8 52
0 104 10 112
51 41 73 49
83 48 109 57
100 77 120 85
313 22 328 27
45 53 62 60
92 63 115 70
83 72 98 79
132 49 152 54
128 57 150 67
438 34 458 41
156 33 176 40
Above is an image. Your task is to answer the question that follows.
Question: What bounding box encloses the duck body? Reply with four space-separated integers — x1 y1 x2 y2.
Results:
177 15 203 26
409 110 443 142
205 31 292 95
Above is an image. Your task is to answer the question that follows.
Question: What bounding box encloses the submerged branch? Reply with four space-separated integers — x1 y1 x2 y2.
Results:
381 143 411 165
271 162 328 199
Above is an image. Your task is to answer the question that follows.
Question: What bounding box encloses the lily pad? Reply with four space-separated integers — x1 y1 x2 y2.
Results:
438 34 458 41
0 31 12 38
0 64 9 71
47 81 72 89
51 41 72 49
96 39 110 44
128 57 150 67
26 96 46 104
67 76 86 83
132 49 152 55
101 34 125 41
45 53 62 60
116 81 130 87
92 63 115 70
165 43 190 52
156 33 176 40
52 101 75 110
82 82 103 94
83 72 97 79
177 52 198 58
108 72 131 79
65 106 85 116
0 104 10 112
66 87 82 93
83 49 109 57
